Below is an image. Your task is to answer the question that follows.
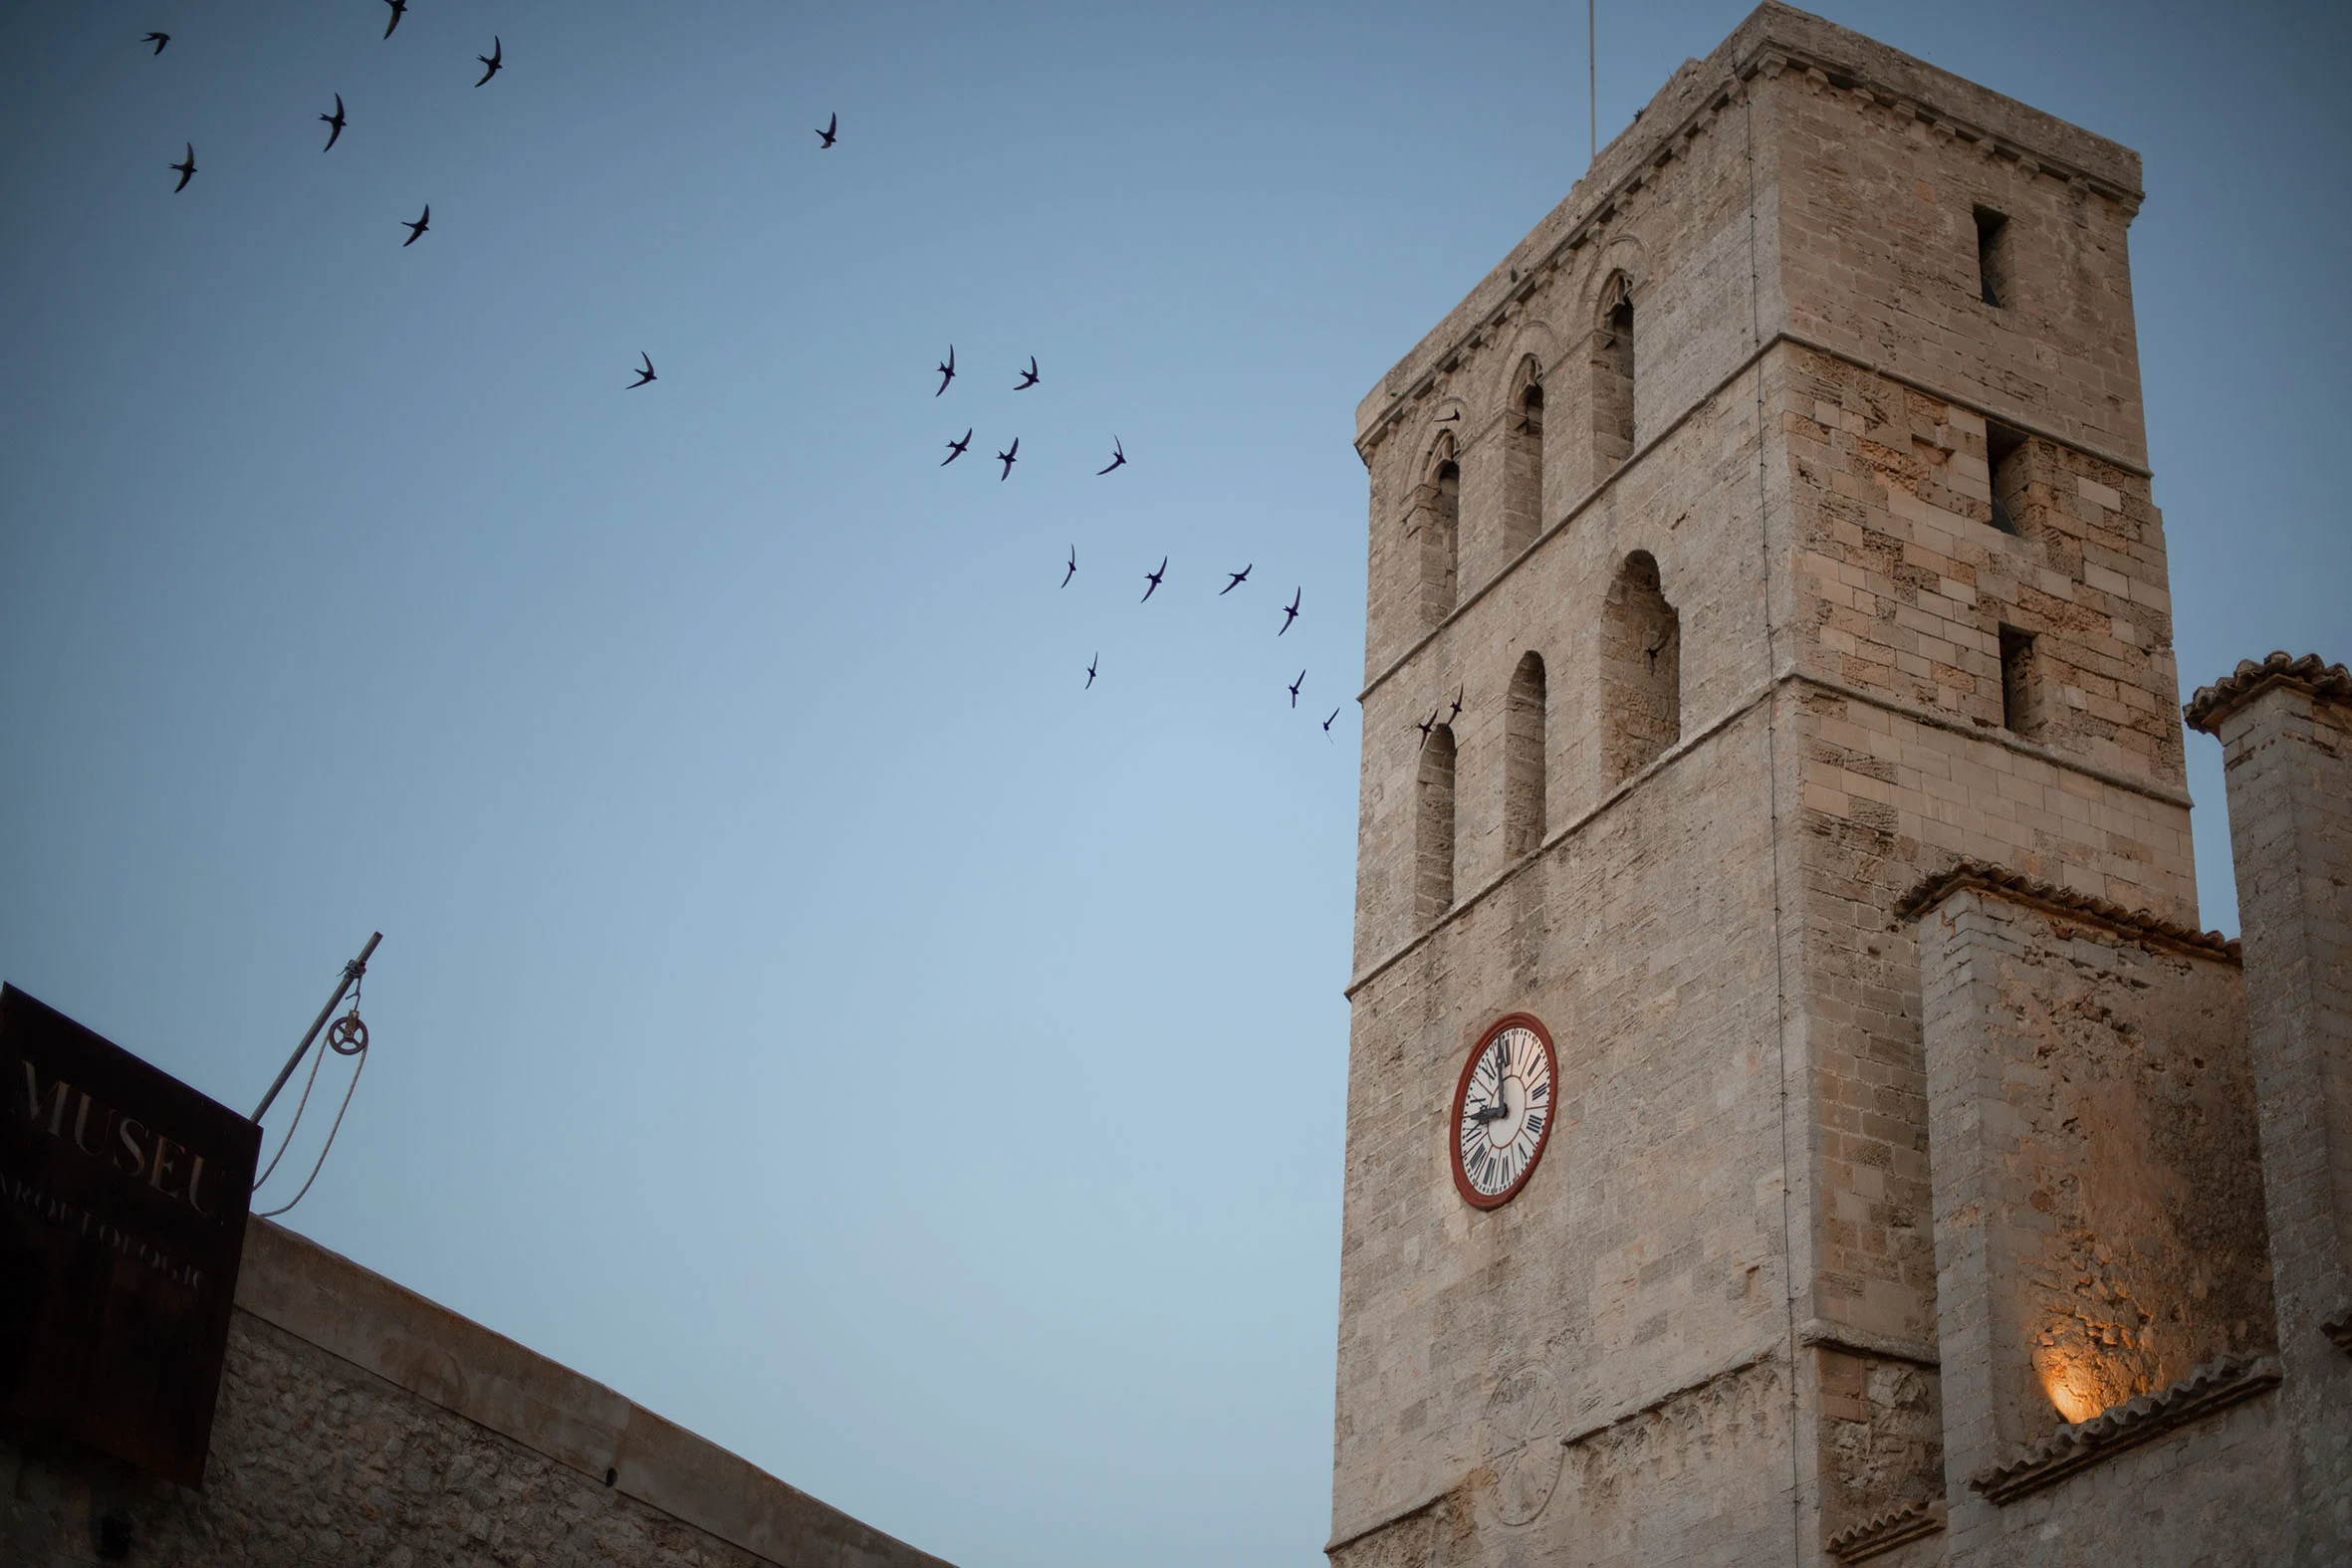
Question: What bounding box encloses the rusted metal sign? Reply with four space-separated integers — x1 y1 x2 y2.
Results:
0 984 261 1486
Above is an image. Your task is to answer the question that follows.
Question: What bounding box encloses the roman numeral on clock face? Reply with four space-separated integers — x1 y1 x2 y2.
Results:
1454 1019 1557 1207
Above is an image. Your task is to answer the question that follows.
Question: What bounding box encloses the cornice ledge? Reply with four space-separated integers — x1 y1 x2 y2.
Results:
1967 1352 2281 1505
1892 856 2237 961
2183 650 2352 735
1826 1496 1947 1562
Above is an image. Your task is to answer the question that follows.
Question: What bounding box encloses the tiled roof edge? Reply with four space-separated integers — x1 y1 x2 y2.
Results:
1892 858 2237 960
1968 1353 2281 1505
1826 1496 1947 1561
2184 651 2352 734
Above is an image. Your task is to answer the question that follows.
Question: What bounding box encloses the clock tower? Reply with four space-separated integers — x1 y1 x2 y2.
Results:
1329 6 2202 1562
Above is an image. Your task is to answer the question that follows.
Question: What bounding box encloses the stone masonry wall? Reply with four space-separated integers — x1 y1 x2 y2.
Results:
1910 883 2291 1566
2192 659 2352 1562
1 1223 949 1568
1333 701 1796 1565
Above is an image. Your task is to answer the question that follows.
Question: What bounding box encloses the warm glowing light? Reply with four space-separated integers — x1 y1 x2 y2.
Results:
2037 1360 2106 1424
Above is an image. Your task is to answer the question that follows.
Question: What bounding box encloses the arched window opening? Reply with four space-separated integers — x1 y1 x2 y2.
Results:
1505 652 1547 857
1409 435 1461 626
1591 274 1635 481
1416 723 1458 920
1601 552 1680 784
1504 359 1545 555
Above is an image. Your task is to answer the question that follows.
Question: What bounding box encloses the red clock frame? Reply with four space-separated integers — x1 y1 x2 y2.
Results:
1449 1012 1558 1211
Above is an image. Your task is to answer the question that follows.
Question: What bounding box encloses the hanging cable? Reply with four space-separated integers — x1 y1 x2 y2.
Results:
253 974 371 1219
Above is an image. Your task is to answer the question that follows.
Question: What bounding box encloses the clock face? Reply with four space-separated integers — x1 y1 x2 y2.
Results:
1451 1014 1557 1209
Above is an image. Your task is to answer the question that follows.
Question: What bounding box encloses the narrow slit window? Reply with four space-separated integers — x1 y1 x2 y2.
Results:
1505 652 1547 856
1999 624 2038 735
1410 435 1461 629
1505 359 1545 555
1601 552 1680 784
1417 724 1458 920
1987 422 2026 536
1975 207 2010 309
1591 274 1635 482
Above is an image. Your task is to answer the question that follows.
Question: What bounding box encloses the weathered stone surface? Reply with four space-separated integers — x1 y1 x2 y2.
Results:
1333 4 2346 1565
2 1224 950 1568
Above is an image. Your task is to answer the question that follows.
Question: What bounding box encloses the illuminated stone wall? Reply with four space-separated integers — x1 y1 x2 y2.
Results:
1912 885 2267 1451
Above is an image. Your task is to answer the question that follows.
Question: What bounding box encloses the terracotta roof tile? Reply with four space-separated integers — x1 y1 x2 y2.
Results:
2184 651 2352 734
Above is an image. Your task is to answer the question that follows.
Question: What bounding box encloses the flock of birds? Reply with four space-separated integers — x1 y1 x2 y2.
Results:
141 8 1341 731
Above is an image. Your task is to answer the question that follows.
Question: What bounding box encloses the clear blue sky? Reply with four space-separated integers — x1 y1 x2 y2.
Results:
1 3 2343 1563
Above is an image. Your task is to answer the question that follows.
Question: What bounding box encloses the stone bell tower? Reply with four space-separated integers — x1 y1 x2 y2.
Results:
1328 6 2211 1563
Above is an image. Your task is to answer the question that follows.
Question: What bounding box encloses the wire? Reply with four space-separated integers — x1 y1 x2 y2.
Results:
254 1035 367 1220
251 1017 330 1191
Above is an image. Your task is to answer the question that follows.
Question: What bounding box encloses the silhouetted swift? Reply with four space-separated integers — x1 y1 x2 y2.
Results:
941 428 971 465
320 95 347 151
1447 684 1465 723
400 204 429 245
1141 558 1167 602
475 37 502 86
1323 706 1341 735
934 345 955 396
1289 671 1306 708
381 0 406 39
627 352 655 389
1085 654 1098 690
169 143 195 192
1220 565 1252 595
1060 547 1076 588
143 32 169 55
1437 410 1461 422
816 112 837 148
1096 437 1125 474
1415 709 1439 750
996 437 1018 480
1014 356 1040 391
1279 587 1300 635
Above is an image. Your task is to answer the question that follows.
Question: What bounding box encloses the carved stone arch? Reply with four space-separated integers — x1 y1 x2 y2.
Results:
1404 428 1462 627
1581 233 1649 315
1482 319 1561 415
1586 245 1644 484
1493 336 1552 555
1599 549 1681 784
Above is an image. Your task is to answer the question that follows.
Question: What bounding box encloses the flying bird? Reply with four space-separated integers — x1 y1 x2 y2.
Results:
1415 709 1440 750
996 437 1018 481
1279 587 1301 635
1141 557 1167 602
475 37 502 86
627 352 656 389
1220 565 1252 595
400 203 429 245
169 143 195 192
143 32 169 55
816 112 837 148
1097 437 1126 475
1060 547 1076 588
941 428 971 465
1085 654 1098 690
1437 410 1461 422
1014 355 1040 391
1289 671 1306 709
1323 706 1341 735
934 345 955 396
320 95 347 151
381 0 406 39
1447 684 1465 723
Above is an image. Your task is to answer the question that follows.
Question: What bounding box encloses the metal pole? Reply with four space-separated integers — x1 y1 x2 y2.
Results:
1589 0 1597 165
253 932 380 1123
